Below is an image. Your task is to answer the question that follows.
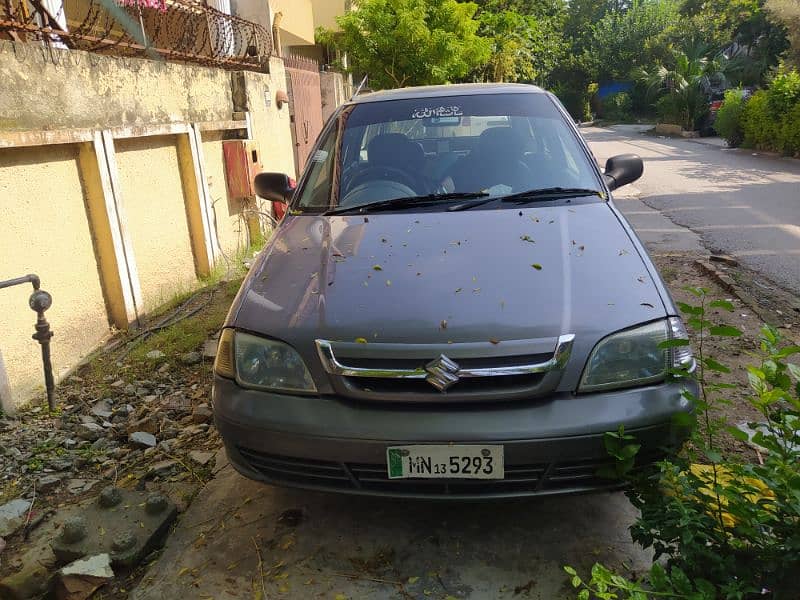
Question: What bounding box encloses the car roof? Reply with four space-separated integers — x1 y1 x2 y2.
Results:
348 83 547 105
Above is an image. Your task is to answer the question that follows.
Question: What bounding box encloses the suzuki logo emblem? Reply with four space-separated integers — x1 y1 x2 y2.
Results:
425 355 461 392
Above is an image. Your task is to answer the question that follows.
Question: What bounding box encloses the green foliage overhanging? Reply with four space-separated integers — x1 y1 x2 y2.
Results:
317 0 797 122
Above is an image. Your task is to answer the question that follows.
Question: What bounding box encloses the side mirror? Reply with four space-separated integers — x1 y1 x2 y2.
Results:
254 172 295 202
603 154 643 191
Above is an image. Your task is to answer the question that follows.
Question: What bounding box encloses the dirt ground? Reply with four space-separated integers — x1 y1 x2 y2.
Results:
652 253 800 461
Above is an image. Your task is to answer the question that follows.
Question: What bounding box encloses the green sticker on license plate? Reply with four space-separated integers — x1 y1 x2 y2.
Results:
387 448 404 478
386 445 504 479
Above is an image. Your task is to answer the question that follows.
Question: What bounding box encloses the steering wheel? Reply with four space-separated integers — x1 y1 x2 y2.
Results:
340 180 417 208
343 165 419 195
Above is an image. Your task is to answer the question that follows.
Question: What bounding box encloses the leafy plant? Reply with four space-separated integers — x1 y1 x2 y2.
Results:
589 0 679 82
714 89 748 147
636 44 730 130
322 0 491 89
473 7 565 84
601 92 634 121
765 0 800 70
565 289 800 599
767 70 800 114
740 78 800 157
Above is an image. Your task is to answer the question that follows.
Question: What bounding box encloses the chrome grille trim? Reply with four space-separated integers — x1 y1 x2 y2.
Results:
315 334 575 379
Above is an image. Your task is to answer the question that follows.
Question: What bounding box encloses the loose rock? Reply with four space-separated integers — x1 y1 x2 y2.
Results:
0 499 31 537
145 350 166 360
76 423 103 442
191 404 213 424
128 431 157 448
126 416 158 435
55 553 114 600
202 338 218 359
179 351 202 365
90 400 113 420
146 460 177 479
37 474 63 493
67 480 99 495
188 451 214 467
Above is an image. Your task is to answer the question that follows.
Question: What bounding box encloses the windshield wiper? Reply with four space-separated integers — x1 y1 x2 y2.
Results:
498 187 603 204
323 192 490 215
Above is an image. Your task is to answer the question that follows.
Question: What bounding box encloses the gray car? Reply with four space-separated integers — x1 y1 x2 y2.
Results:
213 83 697 499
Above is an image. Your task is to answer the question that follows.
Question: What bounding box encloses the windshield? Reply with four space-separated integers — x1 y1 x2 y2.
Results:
295 92 601 212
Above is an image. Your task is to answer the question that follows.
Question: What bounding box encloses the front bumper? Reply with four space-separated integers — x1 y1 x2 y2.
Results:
213 376 696 499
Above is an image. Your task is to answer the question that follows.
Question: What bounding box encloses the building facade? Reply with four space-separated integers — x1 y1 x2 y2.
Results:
0 0 347 411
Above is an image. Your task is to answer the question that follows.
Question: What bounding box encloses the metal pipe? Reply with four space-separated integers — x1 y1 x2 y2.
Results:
0 273 40 291
0 274 55 411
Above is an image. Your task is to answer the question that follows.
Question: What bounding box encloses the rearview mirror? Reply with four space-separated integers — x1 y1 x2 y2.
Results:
254 172 295 202
603 154 643 191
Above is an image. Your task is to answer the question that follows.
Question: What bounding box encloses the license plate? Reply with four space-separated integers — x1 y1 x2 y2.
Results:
386 445 504 479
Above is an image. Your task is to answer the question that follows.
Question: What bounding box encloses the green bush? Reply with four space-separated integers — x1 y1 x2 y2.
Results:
779 101 800 155
655 93 683 125
600 91 633 121
741 90 780 150
767 70 800 114
565 291 800 600
714 89 747 147
738 70 800 156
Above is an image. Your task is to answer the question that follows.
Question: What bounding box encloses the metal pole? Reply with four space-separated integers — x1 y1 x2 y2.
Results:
0 274 56 411
30 289 55 411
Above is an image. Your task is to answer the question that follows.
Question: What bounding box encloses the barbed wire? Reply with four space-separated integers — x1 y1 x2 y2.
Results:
1 0 272 71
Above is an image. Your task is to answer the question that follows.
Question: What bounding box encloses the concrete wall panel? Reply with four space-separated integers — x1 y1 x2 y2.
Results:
243 60 297 179
115 135 198 311
0 145 109 407
0 41 233 133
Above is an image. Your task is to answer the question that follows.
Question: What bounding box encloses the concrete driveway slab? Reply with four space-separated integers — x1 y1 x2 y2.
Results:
132 454 651 600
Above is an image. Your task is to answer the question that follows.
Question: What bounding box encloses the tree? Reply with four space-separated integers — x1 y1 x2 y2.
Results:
765 0 800 68
473 8 565 83
590 0 679 81
679 0 761 48
324 0 491 89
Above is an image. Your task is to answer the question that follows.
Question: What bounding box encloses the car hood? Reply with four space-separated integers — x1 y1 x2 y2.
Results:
231 203 667 384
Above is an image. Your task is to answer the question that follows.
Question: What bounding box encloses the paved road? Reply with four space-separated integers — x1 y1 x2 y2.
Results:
584 125 800 295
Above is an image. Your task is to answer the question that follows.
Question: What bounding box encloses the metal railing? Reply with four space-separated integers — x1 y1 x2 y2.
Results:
283 53 319 72
1 0 272 71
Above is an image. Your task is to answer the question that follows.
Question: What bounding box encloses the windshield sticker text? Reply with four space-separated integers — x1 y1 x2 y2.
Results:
411 105 464 119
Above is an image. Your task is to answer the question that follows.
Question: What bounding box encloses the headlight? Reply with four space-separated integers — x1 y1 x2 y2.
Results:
214 329 316 393
579 318 694 393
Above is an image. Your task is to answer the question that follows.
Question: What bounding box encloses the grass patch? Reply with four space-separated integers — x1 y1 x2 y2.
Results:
127 278 242 365
74 235 266 383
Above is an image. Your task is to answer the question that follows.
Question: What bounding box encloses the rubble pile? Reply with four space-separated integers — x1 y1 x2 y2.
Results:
0 342 220 599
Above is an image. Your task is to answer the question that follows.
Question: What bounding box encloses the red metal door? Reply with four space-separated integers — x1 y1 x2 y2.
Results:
284 55 324 176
